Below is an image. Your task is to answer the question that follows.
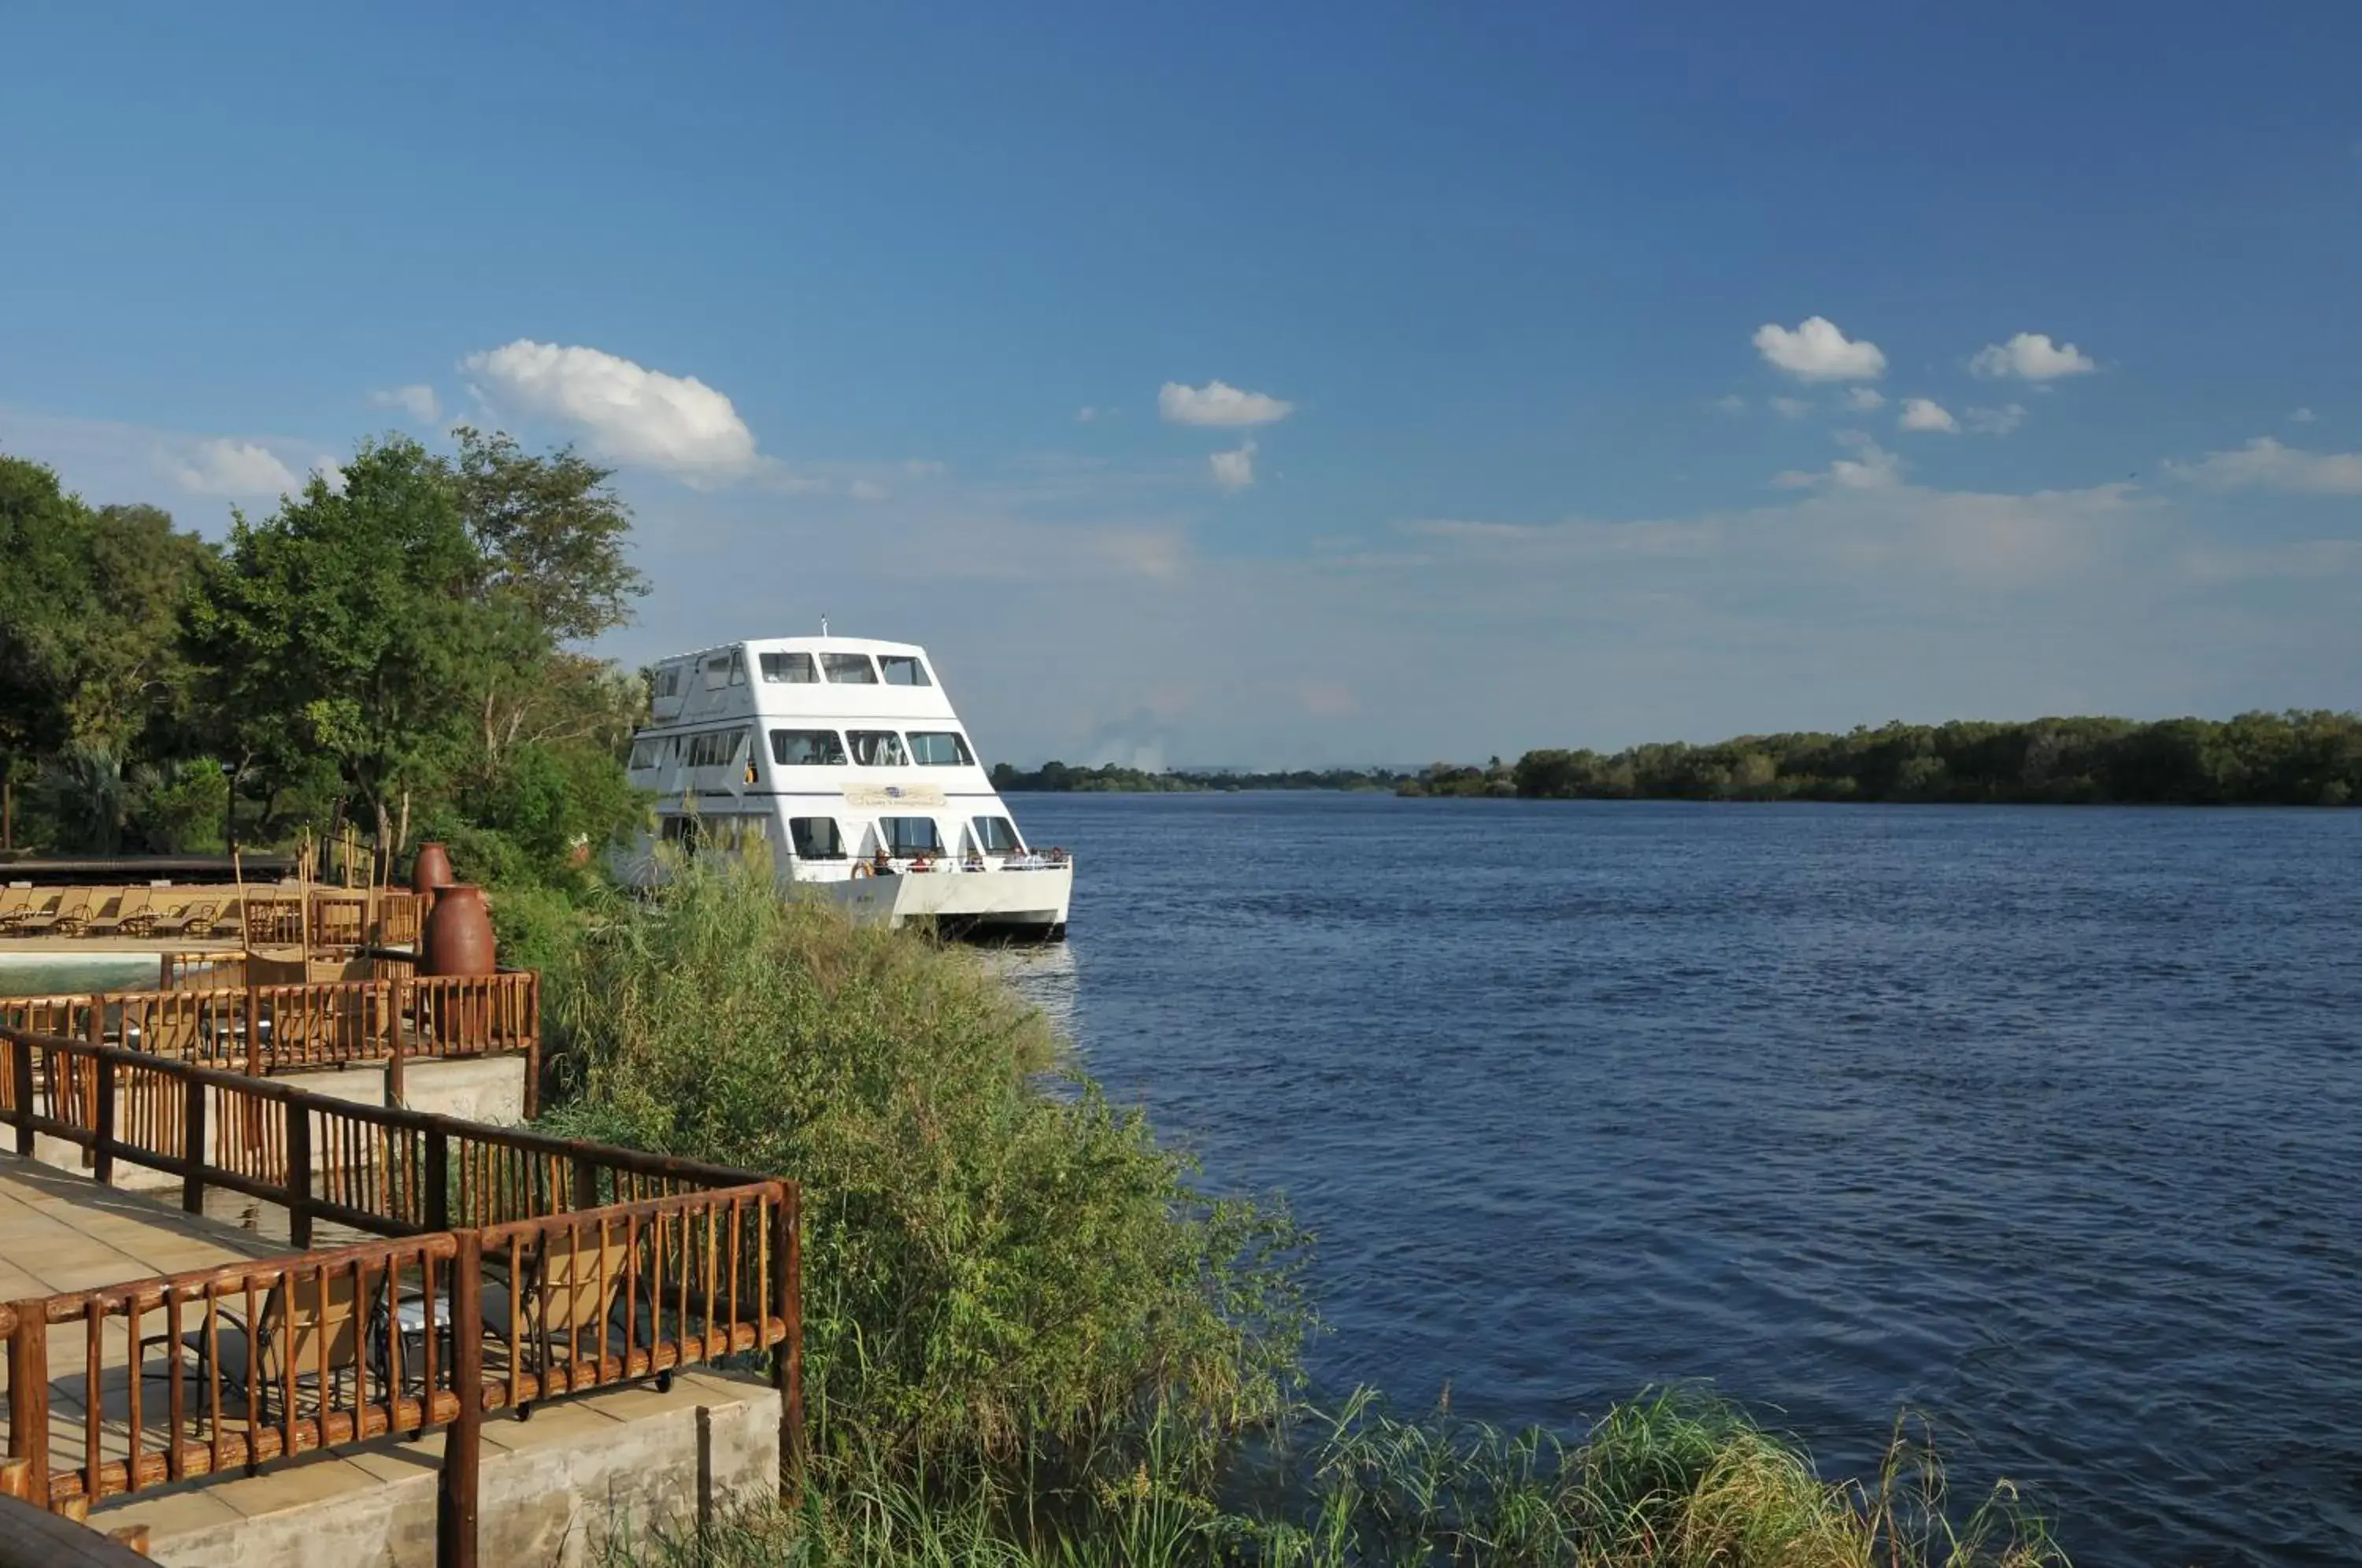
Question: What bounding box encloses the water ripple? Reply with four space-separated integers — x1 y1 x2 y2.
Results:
991 796 2362 1568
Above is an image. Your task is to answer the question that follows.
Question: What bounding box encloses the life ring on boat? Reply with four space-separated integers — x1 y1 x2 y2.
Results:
850 861 873 878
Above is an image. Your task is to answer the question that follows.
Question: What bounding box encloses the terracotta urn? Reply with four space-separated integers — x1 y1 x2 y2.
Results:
421 883 497 976
411 841 456 896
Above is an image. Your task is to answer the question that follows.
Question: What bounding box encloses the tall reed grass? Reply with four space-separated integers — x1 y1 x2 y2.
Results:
602 1389 2067 1566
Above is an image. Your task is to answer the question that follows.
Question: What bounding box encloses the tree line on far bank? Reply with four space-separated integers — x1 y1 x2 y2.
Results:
0 434 647 900
1400 712 2362 805
994 712 2362 807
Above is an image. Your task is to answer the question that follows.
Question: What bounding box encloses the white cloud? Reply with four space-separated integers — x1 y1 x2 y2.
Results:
1076 406 1103 423
1966 404 2027 436
370 384 441 424
174 439 302 497
1158 380 1294 427
1899 398 1959 434
1709 394 1747 415
1210 441 1257 493
2171 437 2362 496
1971 331 2096 381
2291 408 2316 423
1845 387 1886 412
1752 316 1886 382
1775 429 1902 491
1769 396 1811 420
461 339 759 479
846 479 889 501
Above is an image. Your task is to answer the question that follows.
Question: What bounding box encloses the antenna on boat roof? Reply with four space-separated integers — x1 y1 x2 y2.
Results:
820 614 828 637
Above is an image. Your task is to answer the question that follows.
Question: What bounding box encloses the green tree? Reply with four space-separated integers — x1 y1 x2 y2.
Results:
187 437 498 845
0 457 99 836
450 427 646 643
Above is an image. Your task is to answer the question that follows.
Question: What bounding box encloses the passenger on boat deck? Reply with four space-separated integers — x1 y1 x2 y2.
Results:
872 845 894 876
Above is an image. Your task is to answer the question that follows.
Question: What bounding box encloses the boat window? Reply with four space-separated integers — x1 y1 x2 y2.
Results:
760 652 817 684
847 730 907 767
628 738 663 770
702 656 731 691
728 651 748 686
656 668 681 698
905 730 975 767
790 817 846 860
972 815 1024 854
880 816 942 855
660 815 704 853
685 729 750 767
769 729 847 767
878 654 931 687
822 653 878 684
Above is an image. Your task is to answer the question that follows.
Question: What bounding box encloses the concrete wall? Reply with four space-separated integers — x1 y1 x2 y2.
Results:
98 1370 783 1568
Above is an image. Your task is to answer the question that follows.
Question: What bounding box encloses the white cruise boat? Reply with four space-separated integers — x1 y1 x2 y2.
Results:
612 635 1072 940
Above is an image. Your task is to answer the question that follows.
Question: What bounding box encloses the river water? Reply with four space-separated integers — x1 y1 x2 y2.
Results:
991 793 2362 1568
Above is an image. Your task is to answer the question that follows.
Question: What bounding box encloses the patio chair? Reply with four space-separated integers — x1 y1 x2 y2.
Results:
483 1226 636 1414
10 888 91 938
87 887 157 937
142 1267 363 1441
148 899 222 938
0 886 37 933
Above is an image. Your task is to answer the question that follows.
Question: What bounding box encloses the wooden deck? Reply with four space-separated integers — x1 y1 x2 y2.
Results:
0 1160 286 1492
0 1156 783 1565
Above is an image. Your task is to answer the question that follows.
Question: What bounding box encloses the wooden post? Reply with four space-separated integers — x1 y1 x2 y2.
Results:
425 1128 450 1233
9 1035 31 1157
286 1098 312 1248
770 1188 804 1497
386 981 406 1110
245 980 262 1079
183 1074 209 1215
570 1153 598 1212
7 1299 49 1508
93 1054 116 1185
83 1004 102 1171
438 1229 483 1568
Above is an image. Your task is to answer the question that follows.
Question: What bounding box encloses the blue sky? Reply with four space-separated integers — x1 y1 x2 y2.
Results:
4 3 2358 767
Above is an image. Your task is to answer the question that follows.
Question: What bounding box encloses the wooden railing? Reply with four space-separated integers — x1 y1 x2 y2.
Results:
0 971 539 1115
0 1025 802 1568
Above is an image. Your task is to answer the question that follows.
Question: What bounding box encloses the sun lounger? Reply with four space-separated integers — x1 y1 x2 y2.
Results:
9 888 91 937
150 898 224 938
87 886 157 937
0 886 38 933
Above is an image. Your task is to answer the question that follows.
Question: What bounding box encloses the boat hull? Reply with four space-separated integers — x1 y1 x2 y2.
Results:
811 863 1072 941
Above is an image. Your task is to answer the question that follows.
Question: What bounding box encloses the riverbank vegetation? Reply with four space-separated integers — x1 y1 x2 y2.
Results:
992 714 2362 807
553 858 2068 1566
1401 713 2362 805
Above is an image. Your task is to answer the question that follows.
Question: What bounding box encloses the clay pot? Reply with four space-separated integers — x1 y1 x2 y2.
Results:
411 841 456 896
421 883 496 976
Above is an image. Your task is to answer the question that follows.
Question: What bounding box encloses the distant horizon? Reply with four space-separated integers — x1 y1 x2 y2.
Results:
1004 702 2362 776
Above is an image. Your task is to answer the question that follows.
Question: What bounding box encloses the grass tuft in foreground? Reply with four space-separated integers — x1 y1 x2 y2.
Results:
604 1387 2067 1566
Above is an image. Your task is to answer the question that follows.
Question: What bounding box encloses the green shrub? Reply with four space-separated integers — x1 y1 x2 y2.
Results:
542 853 1310 1473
